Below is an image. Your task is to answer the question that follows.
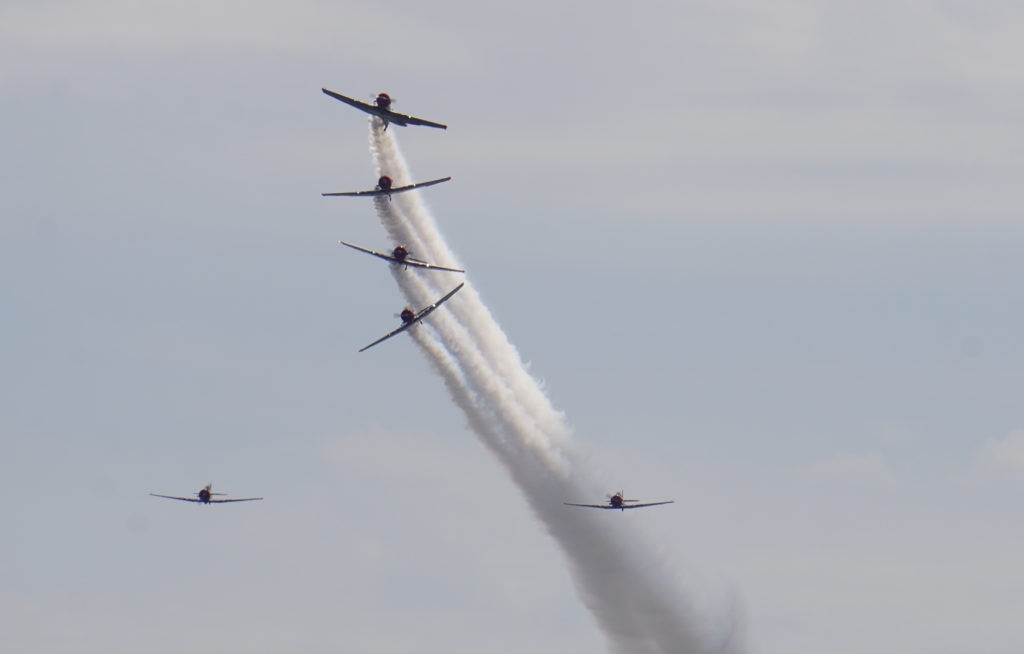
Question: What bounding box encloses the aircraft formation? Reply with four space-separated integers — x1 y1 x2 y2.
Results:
320 88 673 511
148 89 672 511
318 87 468 354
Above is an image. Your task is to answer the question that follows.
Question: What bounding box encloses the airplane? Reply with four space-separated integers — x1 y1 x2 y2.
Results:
322 175 451 199
359 283 465 352
322 88 447 130
340 241 465 273
564 491 673 511
149 484 263 504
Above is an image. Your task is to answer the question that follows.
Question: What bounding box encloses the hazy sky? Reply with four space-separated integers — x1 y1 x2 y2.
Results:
3 1 1023 653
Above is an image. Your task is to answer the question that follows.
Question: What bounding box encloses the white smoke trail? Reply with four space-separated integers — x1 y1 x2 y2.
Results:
369 131 572 452
358 119 744 654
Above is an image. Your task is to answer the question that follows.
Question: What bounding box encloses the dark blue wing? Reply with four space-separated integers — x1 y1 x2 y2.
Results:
149 493 202 503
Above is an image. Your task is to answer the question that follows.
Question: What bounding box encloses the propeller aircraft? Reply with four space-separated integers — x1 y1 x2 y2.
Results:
564 491 673 511
340 241 464 273
322 88 447 130
359 283 465 352
149 484 263 504
322 175 451 199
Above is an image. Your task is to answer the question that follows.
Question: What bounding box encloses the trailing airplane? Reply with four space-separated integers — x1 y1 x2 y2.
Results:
149 484 263 504
322 88 447 130
564 491 673 511
322 175 451 199
340 241 464 273
359 283 465 352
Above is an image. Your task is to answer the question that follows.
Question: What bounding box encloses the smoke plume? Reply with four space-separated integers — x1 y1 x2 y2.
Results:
349 120 743 654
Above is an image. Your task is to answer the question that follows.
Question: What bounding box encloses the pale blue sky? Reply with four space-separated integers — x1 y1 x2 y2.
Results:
3 1 1023 653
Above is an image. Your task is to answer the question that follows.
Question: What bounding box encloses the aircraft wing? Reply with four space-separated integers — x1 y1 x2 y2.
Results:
322 88 447 129
207 497 263 503
412 283 465 322
358 321 417 353
620 501 674 509
322 88 388 118
322 188 390 198
403 258 465 273
358 283 465 353
149 493 202 503
322 176 452 198
401 176 451 191
563 501 674 510
340 241 401 264
391 112 447 130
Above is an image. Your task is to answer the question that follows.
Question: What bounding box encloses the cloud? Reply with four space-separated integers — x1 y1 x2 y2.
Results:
975 429 1024 475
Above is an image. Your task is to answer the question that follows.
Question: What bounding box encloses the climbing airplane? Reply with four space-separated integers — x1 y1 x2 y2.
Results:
340 241 464 273
564 491 673 511
149 484 263 504
322 175 451 198
359 283 464 352
322 88 447 130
